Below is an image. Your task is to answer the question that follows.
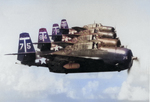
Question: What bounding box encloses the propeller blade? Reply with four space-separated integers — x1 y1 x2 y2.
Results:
128 57 139 74
127 68 130 74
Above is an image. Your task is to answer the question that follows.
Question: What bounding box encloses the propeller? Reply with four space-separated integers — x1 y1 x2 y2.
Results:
128 57 139 74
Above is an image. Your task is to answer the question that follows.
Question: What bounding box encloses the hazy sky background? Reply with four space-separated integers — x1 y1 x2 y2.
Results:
0 0 150 102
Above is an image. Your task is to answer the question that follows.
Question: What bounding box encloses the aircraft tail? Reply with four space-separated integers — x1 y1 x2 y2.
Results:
52 24 62 41
17 33 36 64
60 19 69 34
37 28 51 51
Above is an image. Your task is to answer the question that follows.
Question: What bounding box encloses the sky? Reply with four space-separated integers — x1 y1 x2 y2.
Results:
0 0 150 102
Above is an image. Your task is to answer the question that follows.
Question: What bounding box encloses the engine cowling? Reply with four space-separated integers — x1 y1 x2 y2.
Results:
97 38 121 47
97 31 116 39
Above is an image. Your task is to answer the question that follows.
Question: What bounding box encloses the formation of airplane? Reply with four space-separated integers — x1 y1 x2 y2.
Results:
6 19 137 74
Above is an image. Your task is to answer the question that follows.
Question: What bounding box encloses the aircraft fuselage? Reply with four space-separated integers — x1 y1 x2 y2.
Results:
42 46 133 74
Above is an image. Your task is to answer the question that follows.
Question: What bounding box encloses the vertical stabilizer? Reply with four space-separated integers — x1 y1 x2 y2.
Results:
38 28 51 51
38 28 50 43
52 24 62 41
17 33 35 63
61 19 69 29
60 19 69 34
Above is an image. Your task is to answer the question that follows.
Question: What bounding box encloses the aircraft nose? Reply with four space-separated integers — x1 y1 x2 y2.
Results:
111 27 115 32
126 50 133 68
112 33 117 39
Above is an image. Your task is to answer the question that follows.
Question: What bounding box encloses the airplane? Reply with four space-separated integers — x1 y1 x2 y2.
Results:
83 23 116 32
48 20 121 47
6 32 136 74
60 20 116 35
54 19 117 40
61 20 120 46
71 26 117 40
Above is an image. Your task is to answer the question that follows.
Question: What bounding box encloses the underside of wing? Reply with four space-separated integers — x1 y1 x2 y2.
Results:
5 52 35 55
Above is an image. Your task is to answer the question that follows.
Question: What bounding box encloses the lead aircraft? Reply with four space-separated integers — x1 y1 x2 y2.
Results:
7 31 135 74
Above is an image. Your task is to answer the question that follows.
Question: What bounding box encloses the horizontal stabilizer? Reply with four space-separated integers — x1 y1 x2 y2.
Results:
6 52 35 55
53 41 74 48
33 42 51 44
49 35 62 37
72 26 87 32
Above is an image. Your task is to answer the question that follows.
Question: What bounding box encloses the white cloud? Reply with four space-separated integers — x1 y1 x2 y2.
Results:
118 81 148 101
117 41 150 102
82 81 100 99
103 87 120 99
66 89 79 99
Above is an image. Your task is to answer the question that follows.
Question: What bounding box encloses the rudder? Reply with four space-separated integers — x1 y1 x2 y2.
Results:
52 24 62 41
38 28 51 51
17 33 36 63
60 19 69 34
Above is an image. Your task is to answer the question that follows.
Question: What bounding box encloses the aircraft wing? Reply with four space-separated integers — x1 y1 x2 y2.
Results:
71 26 87 32
49 35 62 37
62 34 81 38
49 34 80 39
39 51 102 61
33 42 50 44
53 41 74 48
5 52 35 55
33 41 74 48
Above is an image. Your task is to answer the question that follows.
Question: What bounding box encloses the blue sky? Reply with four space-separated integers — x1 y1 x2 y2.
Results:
0 0 150 102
